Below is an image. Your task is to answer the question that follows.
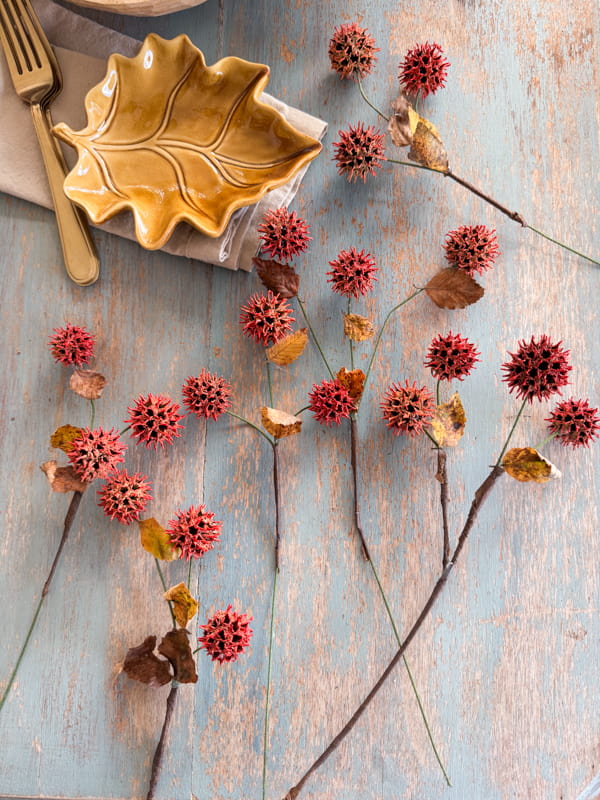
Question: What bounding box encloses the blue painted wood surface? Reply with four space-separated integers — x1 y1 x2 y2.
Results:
0 1 598 799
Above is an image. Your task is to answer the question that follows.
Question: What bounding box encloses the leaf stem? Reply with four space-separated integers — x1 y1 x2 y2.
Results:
154 558 176 628
436 379 441 406
297 298 335 379
436 449 450 570
226 410 273 445
357 77 389 121
0 490 83 714
266 359 274 408
262 567 279 800
146 682 179 800
89 398 95 428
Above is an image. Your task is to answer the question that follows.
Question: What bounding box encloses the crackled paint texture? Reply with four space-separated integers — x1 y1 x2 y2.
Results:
0 0 598 799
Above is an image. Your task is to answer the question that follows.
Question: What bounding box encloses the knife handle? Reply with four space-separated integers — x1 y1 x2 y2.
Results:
31 103 99 287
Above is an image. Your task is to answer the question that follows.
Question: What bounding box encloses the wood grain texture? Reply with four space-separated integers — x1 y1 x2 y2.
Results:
0 0 598 799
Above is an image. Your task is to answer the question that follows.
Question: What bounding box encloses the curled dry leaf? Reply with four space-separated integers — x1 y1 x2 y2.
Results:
253 257 300 299
431 392 466 447
408 118 449 172
266 328 308 366
69 369 107 400
425 268 484 309
50 424 83 453
502 447 561 483
336 367 366 402
139 517 178 561
40 460 88 493
344 313 375 342
261 406 302 439
122 635 172 687
387 92 419 147
158 628 198 684
163 582 199 627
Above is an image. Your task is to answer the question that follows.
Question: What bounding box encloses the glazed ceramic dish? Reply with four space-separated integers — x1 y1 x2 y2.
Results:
53 34 322 250
65 0 207 17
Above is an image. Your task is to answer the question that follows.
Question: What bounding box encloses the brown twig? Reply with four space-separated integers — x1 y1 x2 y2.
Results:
146 682 179 800
445 169 527 226
350 415 371 561
435 449 450 568
282 465 504 799
273 442 282 571
0 490 83 713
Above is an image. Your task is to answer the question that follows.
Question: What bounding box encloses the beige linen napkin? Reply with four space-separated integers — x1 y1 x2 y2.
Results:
0 0 327 271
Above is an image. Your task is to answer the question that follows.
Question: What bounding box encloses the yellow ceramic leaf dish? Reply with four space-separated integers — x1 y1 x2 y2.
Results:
53 34 322 250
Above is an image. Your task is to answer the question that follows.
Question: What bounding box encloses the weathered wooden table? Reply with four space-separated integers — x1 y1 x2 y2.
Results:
1 1 598 799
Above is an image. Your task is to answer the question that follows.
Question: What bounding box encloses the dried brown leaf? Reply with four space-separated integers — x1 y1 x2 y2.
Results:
69 369 107 400
336 367 366 402
253 257 300 299
387 92 419 147
502 447 561 483
158 629 198 684
40 460 88 493
425 268 484 309
266 328 308 366
408 118 449 172
343 313 375 342
122 635 172 687
50 424 83 453
163 582 199 628
261 406 302 439
139 517 178 561
431 392 466 447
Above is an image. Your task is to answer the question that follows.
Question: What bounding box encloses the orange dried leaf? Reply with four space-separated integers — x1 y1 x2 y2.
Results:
387 92 419 147
139 517 178 561
343 313 375 342
158 628 198 684
50 424 83 453
502 447 561 483
122 635 172 687
261 406 302 439
69 369 107 400
431 392 466 447
163 582 199 627
253 257 300 299
425 268 484 309
336 367 366 402
40 460 88 493
408 117 449 172
266 328 308 366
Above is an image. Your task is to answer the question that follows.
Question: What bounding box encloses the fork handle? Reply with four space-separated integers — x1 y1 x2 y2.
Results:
30 104 99 287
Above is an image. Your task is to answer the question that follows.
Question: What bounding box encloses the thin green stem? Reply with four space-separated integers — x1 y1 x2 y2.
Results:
436 379 441 406
226 410 274 445
294 405 311 416
297 298 335 379
534 432 558 450
89 398 95 428
347 299 354 369
262 567 279 800
154 559 176 628
187 558 193 589
424 428 440 449
363 289 424 388
357 77 389 121
495 400 527 466
388 157 439 173
119 425 131 436
526 225 599 267
266 359 274 408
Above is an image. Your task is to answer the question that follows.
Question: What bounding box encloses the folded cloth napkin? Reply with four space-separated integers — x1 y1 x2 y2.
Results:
0 0 327 271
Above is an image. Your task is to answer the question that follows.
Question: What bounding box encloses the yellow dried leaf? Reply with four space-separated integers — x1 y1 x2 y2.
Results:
502 448 561 483
431 393 466 447
163 582 199 627
40 460 88 493
266 328 308 366
261 406 302 439
139 517 178 561
343 313 375 342
425 268 484 309
336 367 366 402
408 117 449 172
69 369 107 400
50 424 83 453
388 93 418 147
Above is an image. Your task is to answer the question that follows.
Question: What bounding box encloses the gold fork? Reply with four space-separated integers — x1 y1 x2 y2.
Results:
0 0 99 286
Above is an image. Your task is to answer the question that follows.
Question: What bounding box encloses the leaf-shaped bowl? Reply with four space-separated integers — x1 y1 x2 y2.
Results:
53 34 322 250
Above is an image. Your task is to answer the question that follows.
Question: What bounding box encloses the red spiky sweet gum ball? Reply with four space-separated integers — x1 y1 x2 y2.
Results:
308 379 356 425
328 22 379 80
380 381 435 437
333 123 386 183
257 207 311 263
327 247 378 298
167 504 222 560
398 41 450 97
239 290 295 346
198 606 253 664
48 324 95 366
68 427 126 482
98 469 152 524
545 398 600 448
425 332 480 381
501 335 571 403
125 393 184 449
182 370 232 421
443 225 501 276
